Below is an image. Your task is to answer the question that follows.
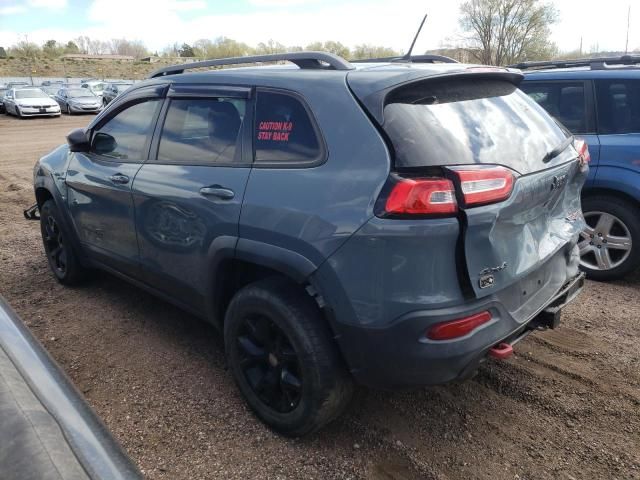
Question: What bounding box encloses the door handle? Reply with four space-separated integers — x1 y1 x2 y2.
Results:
109 173 130 185
199 186 235 200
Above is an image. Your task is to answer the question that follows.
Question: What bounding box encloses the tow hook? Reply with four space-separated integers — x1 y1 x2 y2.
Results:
24 203 40 221
489 342 514 360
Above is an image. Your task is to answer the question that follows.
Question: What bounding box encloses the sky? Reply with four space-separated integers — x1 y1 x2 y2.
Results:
0 0 638 54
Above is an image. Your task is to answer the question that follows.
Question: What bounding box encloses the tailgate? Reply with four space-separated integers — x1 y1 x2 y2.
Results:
458 158 587 298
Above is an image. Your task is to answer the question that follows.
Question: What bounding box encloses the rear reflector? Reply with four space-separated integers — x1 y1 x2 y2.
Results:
426 311 492 340
384 178 457 216
574 138 591 165
451 166 514 206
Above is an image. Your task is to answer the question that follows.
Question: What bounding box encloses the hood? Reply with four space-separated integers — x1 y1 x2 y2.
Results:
69 97 101 105
16 97 59 107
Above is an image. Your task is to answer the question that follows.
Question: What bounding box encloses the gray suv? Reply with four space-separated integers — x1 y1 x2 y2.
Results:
31 52 586 436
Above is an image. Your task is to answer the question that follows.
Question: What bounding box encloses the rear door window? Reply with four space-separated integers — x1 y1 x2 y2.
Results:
383 78 571 174
595 80 640 134
157 98 245 164
520 82 588 133
254 90 323 165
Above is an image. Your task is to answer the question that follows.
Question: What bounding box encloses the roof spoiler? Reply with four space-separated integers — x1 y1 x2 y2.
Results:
148 51 354 78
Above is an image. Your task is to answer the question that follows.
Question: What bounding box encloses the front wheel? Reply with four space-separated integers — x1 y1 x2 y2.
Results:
224 277 354 436
40 200 86 285
579 196 640 281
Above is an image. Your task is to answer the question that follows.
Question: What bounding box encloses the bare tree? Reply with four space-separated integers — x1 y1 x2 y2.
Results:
110 38 148 58
460 0 558 65
350 44 399 60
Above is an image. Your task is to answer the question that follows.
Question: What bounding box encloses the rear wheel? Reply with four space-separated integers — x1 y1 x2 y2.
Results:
579 196 640 280
40 200 86 285
224 277 353 436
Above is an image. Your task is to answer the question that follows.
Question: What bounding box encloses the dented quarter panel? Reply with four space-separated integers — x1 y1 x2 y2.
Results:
462 152 587 298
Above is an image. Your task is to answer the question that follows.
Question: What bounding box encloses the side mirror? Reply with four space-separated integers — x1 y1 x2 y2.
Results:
66 128 90 153
92 132 117 155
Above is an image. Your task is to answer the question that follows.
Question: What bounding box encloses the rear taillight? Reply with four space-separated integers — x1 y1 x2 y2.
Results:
383 177 457 216
426 311 492 341
574 138 591 166
450 166 514 207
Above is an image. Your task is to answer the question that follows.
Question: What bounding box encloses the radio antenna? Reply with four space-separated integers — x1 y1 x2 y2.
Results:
403 13 428 60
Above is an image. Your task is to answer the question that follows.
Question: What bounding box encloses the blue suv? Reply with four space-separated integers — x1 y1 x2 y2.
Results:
30 52 586 435
517 55 640 280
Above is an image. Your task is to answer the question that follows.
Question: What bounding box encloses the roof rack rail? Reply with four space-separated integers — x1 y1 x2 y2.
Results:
508 54 640 71
148 51 353 78
351 54 458 64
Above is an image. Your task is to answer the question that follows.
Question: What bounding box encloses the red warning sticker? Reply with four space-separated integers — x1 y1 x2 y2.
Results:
257 121 293 142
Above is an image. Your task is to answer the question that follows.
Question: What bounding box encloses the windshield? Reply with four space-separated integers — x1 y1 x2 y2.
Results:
383 78 572 175
68 89 95 98
15 89 49 99
86 83 104 93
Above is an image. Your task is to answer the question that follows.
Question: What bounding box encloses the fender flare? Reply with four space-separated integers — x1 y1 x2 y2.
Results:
204 236 319 328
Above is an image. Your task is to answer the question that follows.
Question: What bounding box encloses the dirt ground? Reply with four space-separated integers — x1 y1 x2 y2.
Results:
0 114 638 480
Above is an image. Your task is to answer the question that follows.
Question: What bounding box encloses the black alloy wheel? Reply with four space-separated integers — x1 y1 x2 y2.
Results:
42 212 67 276
236 313 303 413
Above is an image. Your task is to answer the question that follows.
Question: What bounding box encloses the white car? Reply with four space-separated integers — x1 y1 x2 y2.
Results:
3 88 61 118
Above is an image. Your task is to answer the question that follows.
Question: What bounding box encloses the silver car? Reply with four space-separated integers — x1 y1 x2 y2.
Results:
3 88 61 117
54 87 103 114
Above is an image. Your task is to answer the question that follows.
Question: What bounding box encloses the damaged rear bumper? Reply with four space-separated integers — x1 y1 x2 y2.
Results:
333 256 586 389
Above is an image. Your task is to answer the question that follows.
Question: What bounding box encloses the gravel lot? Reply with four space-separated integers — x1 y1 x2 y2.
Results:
0 114 639 480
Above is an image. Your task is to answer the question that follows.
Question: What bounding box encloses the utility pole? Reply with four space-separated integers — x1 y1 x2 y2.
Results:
579 37 583 56
625 5 630 54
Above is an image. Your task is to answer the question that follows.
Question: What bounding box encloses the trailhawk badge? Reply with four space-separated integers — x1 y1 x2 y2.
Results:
478 262 508 289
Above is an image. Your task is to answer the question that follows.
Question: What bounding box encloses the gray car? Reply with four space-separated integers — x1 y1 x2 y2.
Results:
4 87 61 117
31 52 586 436
54 87 103 114
102 81 134 106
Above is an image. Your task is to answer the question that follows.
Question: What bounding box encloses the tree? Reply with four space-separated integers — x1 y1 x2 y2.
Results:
351 44 399 60
193 37 252 59
179 43 195 57
305 40 350 58
8 40 41 58
459 0 558 65
64 41 80 54
0 47 6 59
255 39 286 55
43 39 63 58
110 38 148 58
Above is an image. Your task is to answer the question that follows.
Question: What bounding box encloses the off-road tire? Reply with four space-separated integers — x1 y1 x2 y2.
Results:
224 277 354 436
40 199 86 285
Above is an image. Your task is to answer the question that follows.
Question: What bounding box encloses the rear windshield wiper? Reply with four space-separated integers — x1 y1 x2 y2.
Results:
543 135 574 163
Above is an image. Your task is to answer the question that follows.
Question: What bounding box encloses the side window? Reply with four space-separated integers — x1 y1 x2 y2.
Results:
254 90 323 165
157 98 245 164
520 82 588 134
91 99 160 161
596 80 640 134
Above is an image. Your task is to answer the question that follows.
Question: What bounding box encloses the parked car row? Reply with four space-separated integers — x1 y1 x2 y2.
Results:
0 79 135 117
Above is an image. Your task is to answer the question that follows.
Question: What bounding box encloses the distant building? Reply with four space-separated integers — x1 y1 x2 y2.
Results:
61 54 135 61
140 56 199 64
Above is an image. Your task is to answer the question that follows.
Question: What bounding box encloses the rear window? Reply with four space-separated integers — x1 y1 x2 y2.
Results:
383 79 571 174
254 90 323 165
